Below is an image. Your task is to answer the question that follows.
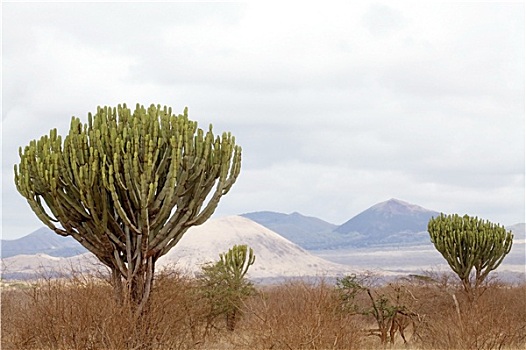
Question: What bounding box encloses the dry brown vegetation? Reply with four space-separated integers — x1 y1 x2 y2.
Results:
1 270 525 350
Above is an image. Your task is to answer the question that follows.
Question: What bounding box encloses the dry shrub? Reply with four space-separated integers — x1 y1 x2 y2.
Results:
2 274 114 350
236 279 363 350
401 275 526 350
1 270 212 350
2 270 524 350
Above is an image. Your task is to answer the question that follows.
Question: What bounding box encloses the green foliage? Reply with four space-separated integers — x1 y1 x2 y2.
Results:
14 103 242 313
336 274 366 314
367 293 397 322
336 275 415 345
199 245 256 331
428 213 513 301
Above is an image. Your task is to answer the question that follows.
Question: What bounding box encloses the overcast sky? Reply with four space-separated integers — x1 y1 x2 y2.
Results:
2 1 525 240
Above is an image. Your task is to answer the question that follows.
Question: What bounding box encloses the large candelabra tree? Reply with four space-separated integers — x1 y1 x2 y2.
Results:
14 103 242 316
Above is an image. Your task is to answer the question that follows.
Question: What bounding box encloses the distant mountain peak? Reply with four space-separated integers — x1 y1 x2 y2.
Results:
158 215 352 279
333 199 440 245
370 198 434 215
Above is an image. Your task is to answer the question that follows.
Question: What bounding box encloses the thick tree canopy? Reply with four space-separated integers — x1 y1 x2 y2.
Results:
14 103 242 309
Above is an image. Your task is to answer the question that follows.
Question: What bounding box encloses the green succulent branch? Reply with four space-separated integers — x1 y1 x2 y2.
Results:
219 244 256 281
14 103 242 315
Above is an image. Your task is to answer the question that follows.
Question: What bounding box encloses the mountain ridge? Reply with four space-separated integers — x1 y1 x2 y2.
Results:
1 228 88 258
3 198 523 257
1 216 357 281
240 211 337 250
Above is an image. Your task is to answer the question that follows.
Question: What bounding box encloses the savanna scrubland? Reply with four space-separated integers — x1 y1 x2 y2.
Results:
1 270 525 350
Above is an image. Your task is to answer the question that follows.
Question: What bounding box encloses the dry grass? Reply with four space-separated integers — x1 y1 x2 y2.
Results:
1 270 525 350
1 271 212 350
413 280 526 349
236 279 363 349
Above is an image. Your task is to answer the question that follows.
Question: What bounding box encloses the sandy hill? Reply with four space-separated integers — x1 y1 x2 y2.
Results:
1 216 356 281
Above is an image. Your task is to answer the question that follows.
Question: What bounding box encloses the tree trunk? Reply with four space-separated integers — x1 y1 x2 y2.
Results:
461 278 479 304
111 267 124 305
130 257 155 318
111 256 156 319
226 308 237 332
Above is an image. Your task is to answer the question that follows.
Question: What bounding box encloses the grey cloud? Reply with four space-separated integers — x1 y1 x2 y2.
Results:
2 2 245 54
362 4 407 36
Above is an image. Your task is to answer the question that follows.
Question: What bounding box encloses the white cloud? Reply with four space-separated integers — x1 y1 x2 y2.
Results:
2 1 524 239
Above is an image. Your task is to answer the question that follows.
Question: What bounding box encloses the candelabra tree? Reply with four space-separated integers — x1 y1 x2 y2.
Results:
199 244 256 331
14 103 242 316
428 213 513 302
